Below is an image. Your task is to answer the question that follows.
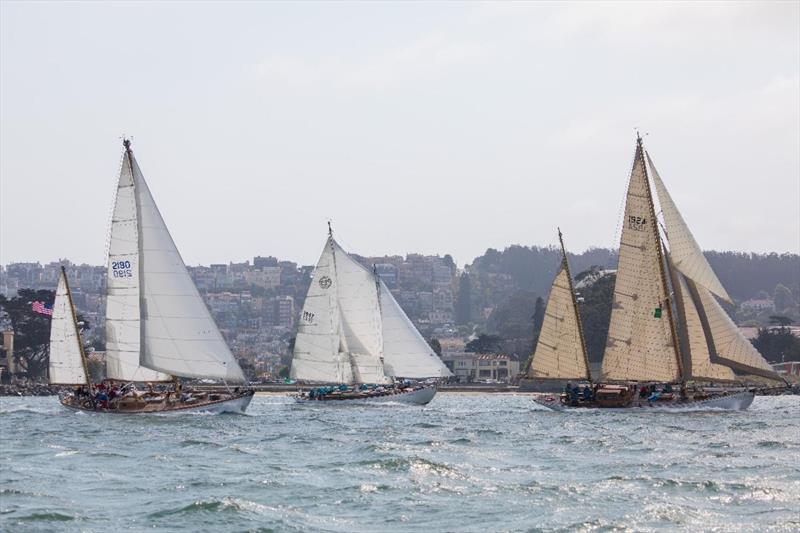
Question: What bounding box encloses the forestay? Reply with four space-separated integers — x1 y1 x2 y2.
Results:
602 143 681 383
49 271 88 385
647 156 732 304
528 264 589 381
132 154 245 382
379 281 453 379
105 151 171 382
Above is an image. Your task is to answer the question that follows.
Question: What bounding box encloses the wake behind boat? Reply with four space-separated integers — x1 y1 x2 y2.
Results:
50 140 252 414
526 136 785 412
290 225 452 405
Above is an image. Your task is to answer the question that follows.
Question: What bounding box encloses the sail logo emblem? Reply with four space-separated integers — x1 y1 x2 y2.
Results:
302 311 315 324
628 215 647 231
318 276 332 289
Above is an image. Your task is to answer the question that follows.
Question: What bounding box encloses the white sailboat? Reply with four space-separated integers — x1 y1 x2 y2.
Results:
291 226 452 404
55 140 253 414
533 136 784 411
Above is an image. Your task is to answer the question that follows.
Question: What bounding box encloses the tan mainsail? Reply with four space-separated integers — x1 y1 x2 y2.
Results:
528 263 589 380
673 272 736 382
602 142 681 382
647 156 733 304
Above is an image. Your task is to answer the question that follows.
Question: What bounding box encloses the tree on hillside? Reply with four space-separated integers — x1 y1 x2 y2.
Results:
769 315 793 327
576 270 616 363
532 297 545 337
465 333 503 354
773 284 795 314
455 272 472 325
0 289 56 379
429 338 442 357
752 327 800 362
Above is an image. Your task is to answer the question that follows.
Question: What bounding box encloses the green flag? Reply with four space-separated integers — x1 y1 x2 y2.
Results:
654 307 662 318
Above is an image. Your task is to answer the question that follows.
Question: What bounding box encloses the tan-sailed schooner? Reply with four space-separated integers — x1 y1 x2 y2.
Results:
53 140 253 414
532 135 785 411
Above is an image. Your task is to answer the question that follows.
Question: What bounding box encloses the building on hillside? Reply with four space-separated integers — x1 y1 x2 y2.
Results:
440 351 520 383
772 361 800 377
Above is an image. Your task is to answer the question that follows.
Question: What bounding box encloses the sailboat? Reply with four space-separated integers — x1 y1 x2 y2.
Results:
291 226 453 404
54 140 253 414
532 135 784 411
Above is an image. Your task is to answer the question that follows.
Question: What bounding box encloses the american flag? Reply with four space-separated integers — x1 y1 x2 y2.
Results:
32 301 54 317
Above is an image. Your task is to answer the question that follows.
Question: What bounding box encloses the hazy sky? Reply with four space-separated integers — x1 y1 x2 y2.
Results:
2 2 798 267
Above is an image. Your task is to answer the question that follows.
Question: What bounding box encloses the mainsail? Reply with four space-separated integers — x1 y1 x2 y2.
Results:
602 140 681 382
105 147 171 383
527 232 590 381
49 269 88 385
106 141 245 383
292 233 452 384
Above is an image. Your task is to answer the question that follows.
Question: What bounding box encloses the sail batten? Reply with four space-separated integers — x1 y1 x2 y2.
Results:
49 271 88 385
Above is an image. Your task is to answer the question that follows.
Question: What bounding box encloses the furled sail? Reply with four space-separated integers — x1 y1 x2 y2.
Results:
105 149 171 383
292 239 353 383
602 142 681 382
379 281 453 379
672 270 736 382
528 263 589 381
49 270 88 385
647 156 732 304
130 151 245 382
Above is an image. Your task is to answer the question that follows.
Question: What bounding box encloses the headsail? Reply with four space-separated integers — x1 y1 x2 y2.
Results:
105 146 171 383
49 269 88 385
129 147 245 382
647 156 733 304
379 280 453 379
602 140 681 383
527 233 590 381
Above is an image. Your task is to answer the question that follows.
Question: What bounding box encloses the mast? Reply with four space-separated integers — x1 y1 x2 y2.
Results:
327 224 358 384
61 266 92 390
638 135 685 387
557 229 592 384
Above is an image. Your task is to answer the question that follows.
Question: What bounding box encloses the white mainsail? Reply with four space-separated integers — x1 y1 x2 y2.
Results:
528 263 589 381
602 141 681 383
647 156 733 304
105 149 171 382
379 281 453 379
49 270 88 385
292 234 449 383
130 151 246 382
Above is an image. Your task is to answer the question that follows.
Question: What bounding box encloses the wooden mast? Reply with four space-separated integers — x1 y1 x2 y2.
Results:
557 229 592 384
637 135 685 389
61 266 93 390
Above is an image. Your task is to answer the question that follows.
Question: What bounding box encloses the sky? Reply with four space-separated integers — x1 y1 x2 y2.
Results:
1 1 798 267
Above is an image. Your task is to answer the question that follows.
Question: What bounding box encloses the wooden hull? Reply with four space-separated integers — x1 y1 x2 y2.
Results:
59 389 254 415
533 390 755 412
295 385 437 405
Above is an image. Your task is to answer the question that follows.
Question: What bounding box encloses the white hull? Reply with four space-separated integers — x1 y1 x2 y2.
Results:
296 385 437 406
533 390 755 412
59 390 254 415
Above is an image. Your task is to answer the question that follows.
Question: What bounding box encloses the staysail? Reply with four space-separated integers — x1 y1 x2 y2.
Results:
49 269 88 385
379 280 453 379
105 147 171 382
129 147 246 382
647 156 733 304
527 233 590 381
602 140 681 383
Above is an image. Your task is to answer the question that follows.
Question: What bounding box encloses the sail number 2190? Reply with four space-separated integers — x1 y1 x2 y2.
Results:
111 260 134 278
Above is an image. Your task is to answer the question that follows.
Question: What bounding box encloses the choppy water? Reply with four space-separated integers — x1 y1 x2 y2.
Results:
1 394 799 532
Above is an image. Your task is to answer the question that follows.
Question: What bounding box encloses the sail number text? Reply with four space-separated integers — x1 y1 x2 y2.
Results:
628 215 647 231
111 260 134 278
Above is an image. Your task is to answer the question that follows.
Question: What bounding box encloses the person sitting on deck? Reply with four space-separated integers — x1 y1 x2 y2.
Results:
663 383 674 394
647 389 662 404
582 386 593 402
639 385 650 398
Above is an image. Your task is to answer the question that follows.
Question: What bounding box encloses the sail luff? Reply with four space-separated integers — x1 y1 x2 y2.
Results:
62 267 92 386
559 230 591 382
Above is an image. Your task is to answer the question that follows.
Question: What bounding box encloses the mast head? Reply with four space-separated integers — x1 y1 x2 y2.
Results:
123 138 132 153
327 220 333 238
